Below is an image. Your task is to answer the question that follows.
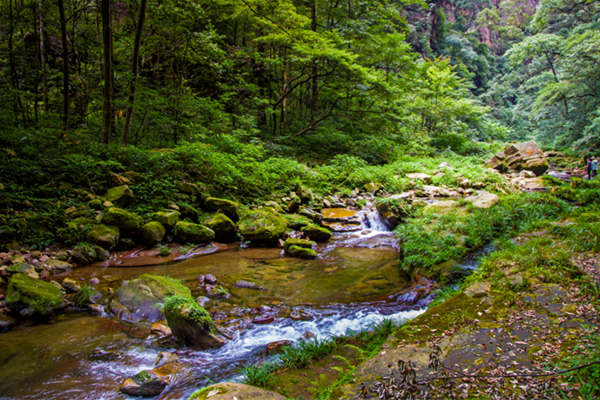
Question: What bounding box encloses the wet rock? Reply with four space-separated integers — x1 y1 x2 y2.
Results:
253 315 274 324
286 192 301 213
154 351 178 366
120 369 168 397
71 243 100 265
87 224 120 250
298 207 322 223
375 197 411 229
203 274 217 285
0 313 16 332
303 331 315 339
141 221 166 245
46 259 73 273
203 197 239 221
189 382 286 400
238 208 287 245
206 213 237 243
301 224 332 242
89 349 119 361
233 280 265 290
465 190 499 209
267 340 292 354
104 185 134 207
153 209 181 228
6 273 65 318
284 213 312 230
6 263 39 279
62 278 80 293
174 221 215 244
109 274 191 323
204 285 230 299
163 295 226 348
101 207 143 233
151 322 172 337
196 296 210 307
464 281 490 298
290 308 313 321
285 244 317 259
73 286 102 307
89 277 100 286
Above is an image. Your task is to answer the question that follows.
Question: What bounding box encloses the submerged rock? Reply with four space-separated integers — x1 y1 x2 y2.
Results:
206 213 237 242
238 208 287 245
189 382 286 400
233 280 265 290
109 274 191 323
163 295 226 348
6 273 65 318
174 221 215 244
120 369 169 397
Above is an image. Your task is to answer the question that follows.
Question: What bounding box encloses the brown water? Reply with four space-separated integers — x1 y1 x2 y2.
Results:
0 205 428 400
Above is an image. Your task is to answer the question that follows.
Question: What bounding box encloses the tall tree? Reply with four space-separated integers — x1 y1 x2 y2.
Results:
122 0 147 145
38 0 48 112
58 0 69 132
101 0 114 144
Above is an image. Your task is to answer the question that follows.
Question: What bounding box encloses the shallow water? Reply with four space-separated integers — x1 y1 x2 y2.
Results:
0 203 428 400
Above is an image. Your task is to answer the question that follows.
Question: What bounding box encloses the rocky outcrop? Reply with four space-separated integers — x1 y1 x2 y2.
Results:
189 382 286 400
487 141 549 176
104 185 134 207
6 273 65 318
238 208 287 245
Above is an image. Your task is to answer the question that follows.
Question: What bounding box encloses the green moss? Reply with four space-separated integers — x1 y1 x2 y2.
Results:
153 209 180 227
238 208 287 245
203 197 239 221
375 197 412 229
189 387 226 400
206 213 237 242
283 237 316 251
6 273 65 317
87 224 120 249
141 221 166 245
74 285 101 307
163 295 222 347
104 185 134 206
101 207 143 233
285 245 317 259
174 221 215 243
300 224 332 242
284 214 312 230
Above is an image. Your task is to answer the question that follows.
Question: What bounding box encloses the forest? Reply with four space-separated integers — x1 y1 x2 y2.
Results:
0 0 599 399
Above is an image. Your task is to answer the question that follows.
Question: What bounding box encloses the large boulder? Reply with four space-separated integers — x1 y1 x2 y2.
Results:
153 209 180 228
206 213 237 242
283 238 317 259
466 190 499 209
120 369 169 397
6 273 65 318
174 221 215 244
487 141 549 176
101 207 143 233
301 224 332 242
238 208 287 245
203 197 239 221
375 197 412 229
141 221 166 245
108 274 191 323
163 295 226 348
189 383 286 400
87 224 119 250
104 185 134 207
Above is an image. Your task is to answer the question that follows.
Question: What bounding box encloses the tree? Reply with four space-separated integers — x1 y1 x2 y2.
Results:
101 0 114 144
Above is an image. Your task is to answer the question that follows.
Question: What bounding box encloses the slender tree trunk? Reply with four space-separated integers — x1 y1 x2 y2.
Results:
58 0 69 132
545 53 569 119
280 47 288 135
122 0 147 145
8 0 21 125
101 0 114 144
310 0 318 123
38 0 48 112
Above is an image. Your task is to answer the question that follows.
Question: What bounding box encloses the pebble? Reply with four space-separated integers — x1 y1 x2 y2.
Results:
252 315 274 324
89 277 100 285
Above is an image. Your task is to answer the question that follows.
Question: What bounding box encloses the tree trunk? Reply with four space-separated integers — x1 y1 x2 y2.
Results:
310 0 318 123
101 0 114 144
38 0 48 112
280 47 288 135
58 0 69 132
122 0 147 145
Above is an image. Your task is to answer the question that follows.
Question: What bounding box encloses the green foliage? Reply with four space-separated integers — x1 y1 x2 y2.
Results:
279 339 337 369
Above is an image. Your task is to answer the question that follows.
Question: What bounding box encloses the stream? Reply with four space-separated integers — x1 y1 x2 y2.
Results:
0 202 470 400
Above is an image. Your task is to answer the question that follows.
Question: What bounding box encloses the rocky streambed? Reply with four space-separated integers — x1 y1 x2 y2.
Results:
0 202 448 400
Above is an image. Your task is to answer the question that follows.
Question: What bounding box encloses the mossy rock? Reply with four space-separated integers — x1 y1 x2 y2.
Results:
74 286 102 307
101 207 143 233
87 224 120 250
71 242 99 265
141 221 166 245
108 274 191 323
6 263 39 279
206 213 237 243
286 193 301 213
153 210 180 227
301 224 332 242
238 208 287 245
203 197 239 221
285 245 317 259
189 383 286 400
174 221 215 244
104 185 134 207
6 273 65 318
284 214 312 230
375 197 412 229
163 295 225 348
67 217 95 232
120 369 168 397
283 237 316 252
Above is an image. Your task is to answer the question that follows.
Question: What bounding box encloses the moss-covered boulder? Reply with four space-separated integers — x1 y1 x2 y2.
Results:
153 209 180 227
163 295 226 348
6 263 39 279
108 274 191 323
6 273 65 318
238 208 287 245
71 242 99 265
375 197 412 229
206 213 237 242
87 224 119 250
174 221 215 244
101 207 143 233
141 221 166 245
284 214 312 230
286 193 301 213
104 185 134 207
189 383 286 400
283 238 317 259
120 369 168 397
301 224 332 242
203 197 239 221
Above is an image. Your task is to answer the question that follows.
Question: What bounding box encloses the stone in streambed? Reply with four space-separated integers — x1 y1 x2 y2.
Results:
267 340 292 354
6 263 38 279
87 224 119 249
233 280 265 290
206 213 237 242
141 221 166 245
375 197 411 229
238 208 287 245
120 369 168 397
285 245 317 259
61 278 80 293
174 221 215 244
300 224 332 242
101 207 143 233
153 209 180 227
189 382 286 400
203 197 240 221
6 273 65 318
163 295 226 348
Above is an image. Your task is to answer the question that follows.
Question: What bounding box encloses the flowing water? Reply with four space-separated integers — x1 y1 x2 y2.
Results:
0 203 431 400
